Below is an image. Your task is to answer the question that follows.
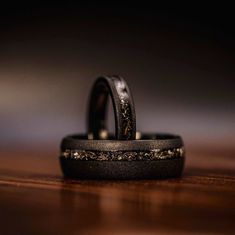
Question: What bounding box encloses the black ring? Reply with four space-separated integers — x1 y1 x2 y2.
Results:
60 75 185 179
87 76 136 140
60 134 185 179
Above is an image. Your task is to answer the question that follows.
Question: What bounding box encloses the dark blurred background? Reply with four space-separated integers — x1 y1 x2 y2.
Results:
0 3 234 153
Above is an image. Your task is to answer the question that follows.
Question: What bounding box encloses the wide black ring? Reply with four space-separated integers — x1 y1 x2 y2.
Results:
87 76 136 140
60 134 185 179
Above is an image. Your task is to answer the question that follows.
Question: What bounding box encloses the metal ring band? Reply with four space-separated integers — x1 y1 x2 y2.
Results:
61 133 183 151
60 134 185 179
60 159 184 179
87 76 136 140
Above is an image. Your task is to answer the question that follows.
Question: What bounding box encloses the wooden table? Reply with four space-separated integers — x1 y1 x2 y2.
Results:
0 145 235 235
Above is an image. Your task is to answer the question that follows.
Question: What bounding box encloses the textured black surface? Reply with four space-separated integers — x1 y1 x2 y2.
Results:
61 134 183 151
60 157 185 180
88 76 136 140
60 133 184 179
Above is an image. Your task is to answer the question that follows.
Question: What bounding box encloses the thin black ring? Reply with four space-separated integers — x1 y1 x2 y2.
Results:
87 76 136 140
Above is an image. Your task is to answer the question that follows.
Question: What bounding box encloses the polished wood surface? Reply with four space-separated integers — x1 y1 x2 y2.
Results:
0 146 235 235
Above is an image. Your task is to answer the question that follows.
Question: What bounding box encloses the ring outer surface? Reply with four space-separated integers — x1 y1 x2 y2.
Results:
60 134 185 179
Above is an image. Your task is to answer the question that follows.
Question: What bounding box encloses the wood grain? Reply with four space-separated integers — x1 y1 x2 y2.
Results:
0 146 235 235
